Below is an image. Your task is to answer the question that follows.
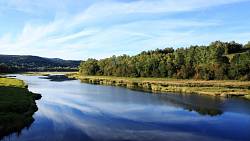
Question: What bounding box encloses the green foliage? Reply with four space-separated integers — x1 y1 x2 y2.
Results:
79 59 99 75
229 51 250 80
79 41 250 80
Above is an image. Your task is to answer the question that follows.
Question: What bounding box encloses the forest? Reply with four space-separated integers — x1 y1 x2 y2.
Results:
79 41 250 80
0 55 80 73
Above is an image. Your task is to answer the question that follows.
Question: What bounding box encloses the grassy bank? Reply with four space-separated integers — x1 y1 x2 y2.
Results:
0 77 41 139
67 73 250 99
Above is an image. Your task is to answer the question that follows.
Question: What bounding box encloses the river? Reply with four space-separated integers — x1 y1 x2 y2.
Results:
2 74 250 141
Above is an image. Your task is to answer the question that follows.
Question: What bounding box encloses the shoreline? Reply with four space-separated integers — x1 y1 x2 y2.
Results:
0 77 41 139
67 73 250 100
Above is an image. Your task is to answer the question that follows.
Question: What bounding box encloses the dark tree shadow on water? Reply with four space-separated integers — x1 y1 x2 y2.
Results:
155 93 223 116
0 86 41 140
129 87 223 116
0 117 35 140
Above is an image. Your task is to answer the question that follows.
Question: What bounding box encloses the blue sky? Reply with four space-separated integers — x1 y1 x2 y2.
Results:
0 0 250 60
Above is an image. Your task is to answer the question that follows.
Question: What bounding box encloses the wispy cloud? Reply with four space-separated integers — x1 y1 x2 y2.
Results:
48 29 100 44
0 0 249 59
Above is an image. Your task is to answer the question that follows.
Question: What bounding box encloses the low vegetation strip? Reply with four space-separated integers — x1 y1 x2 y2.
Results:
0 77 41 139
0 77 26 88
67 73 250 99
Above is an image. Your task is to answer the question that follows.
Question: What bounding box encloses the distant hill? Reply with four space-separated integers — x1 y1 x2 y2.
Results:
0 55 81 72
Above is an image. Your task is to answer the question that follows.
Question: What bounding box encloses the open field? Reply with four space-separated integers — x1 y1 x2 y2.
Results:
0 77 41 139
67 73 250 99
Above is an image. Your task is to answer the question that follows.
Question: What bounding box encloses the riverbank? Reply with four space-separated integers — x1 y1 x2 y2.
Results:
67 73 250 99
0 77 41 139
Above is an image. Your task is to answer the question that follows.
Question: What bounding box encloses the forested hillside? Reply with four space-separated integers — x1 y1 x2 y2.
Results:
79 41 250 80
0 55 80 72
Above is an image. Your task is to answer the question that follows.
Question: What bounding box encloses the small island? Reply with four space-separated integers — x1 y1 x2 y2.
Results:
0 77 41 139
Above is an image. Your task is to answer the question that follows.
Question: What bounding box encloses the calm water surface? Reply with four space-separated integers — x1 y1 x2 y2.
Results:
2 75 250 141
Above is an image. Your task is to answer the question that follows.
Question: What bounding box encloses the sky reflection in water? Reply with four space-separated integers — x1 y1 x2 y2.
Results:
3 75 250 141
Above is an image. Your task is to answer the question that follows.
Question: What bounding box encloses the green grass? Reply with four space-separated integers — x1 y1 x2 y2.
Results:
68 73 250 99
0 78 41 139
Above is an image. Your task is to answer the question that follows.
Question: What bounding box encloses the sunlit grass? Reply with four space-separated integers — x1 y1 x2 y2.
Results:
67 73 250 99
0 78 26 88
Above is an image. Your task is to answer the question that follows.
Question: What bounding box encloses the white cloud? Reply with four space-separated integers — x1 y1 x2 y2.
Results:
77 0 247 18
0 0 249 59
48 29 100 44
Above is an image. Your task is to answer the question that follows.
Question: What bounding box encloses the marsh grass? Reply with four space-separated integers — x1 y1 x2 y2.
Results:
67 73 250 99
0 78 26 88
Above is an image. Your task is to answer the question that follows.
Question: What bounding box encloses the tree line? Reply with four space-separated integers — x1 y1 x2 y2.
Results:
79 41 250 80
0 55 80 73
0 63 17 73
0 64 78 73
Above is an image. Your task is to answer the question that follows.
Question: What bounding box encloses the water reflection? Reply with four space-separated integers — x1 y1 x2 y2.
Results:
2 75 250 141
155 94 223 116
